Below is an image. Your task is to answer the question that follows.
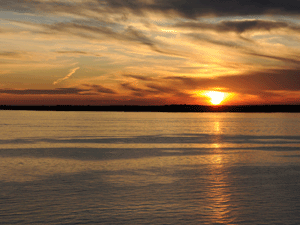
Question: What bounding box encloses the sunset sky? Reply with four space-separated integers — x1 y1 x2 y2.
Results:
1 0 300 105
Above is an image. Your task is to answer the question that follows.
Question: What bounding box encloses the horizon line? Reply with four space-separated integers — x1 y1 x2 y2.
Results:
1 104 299 113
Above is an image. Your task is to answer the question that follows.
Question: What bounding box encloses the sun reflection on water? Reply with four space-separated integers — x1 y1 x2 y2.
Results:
205 120 235 224
214 121 220 133
206 149 234 224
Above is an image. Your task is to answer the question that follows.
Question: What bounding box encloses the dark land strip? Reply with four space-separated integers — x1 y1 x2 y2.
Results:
0 105 300 112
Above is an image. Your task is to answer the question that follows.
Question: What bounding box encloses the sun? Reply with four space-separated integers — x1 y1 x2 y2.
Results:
205 91 225 105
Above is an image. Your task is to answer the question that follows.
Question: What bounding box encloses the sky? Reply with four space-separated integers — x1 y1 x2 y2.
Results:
1 0 300 105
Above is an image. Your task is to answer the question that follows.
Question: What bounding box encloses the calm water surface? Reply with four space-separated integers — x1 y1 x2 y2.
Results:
1 111 300 224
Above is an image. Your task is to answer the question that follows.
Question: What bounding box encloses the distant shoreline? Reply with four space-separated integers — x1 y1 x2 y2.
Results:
0 105 300 112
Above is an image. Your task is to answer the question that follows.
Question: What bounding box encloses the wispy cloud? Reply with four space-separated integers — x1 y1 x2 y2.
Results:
53 67 80 85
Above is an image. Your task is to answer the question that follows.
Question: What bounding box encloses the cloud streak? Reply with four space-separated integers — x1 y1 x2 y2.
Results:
53 67 80 85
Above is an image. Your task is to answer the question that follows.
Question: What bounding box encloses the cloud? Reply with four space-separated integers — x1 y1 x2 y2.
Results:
121 79 193 99
83 24 177 55
105 0 300 18
218 69 300 92
121 81 187 98
167 69 300 92
123 74 153 81
0 0 39 13
0 51 21 58
187 33 246 49
55 50 101 57
53 67 80 85
119 69 300 103
120 82 155 97
83 84 117 94
185 28 300 67
0 88 85 95
1 0 300 106
247 52 300 65
176 20 300 34
2 0 300 21
44 22 117 39
123 26 160 52
30 21 178 56
146 83 176 93
163 76 214 90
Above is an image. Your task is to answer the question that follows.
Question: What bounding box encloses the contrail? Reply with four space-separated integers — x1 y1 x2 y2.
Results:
53 67 80 85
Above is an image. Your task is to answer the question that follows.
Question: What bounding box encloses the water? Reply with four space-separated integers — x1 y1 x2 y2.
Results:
0 111 300 224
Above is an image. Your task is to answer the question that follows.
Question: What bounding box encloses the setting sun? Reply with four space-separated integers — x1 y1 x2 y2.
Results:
206 91 225 105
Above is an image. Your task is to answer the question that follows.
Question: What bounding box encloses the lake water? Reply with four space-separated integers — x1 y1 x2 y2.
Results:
0 111 300 224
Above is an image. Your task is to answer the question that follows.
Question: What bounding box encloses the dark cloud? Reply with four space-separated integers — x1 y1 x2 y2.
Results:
0 0 39 13
2 0 300 20
163 69 300 93
82 84 117 94
146 83 193 98
219 70 300 91
55 50 102 57
247 52 300 65
188 33 246 49
0 51 24 59
121 82 155 94
121 81 192 99
122 26 181 56
0 51 20 57
164 76 215 89
123 74 153 81
105 0 300 18
123 26 161 53
219 20 300 33
56 51 88 55
0 88 85 95
146 84 176 93
122 82 175 95
43 22 117 39
120 83 154 97
176 20 300 34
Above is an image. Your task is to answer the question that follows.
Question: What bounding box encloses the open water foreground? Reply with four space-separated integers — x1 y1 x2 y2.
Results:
0 111 300 224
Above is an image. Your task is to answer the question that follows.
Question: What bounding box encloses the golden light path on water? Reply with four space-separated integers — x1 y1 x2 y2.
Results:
205 120 232 224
